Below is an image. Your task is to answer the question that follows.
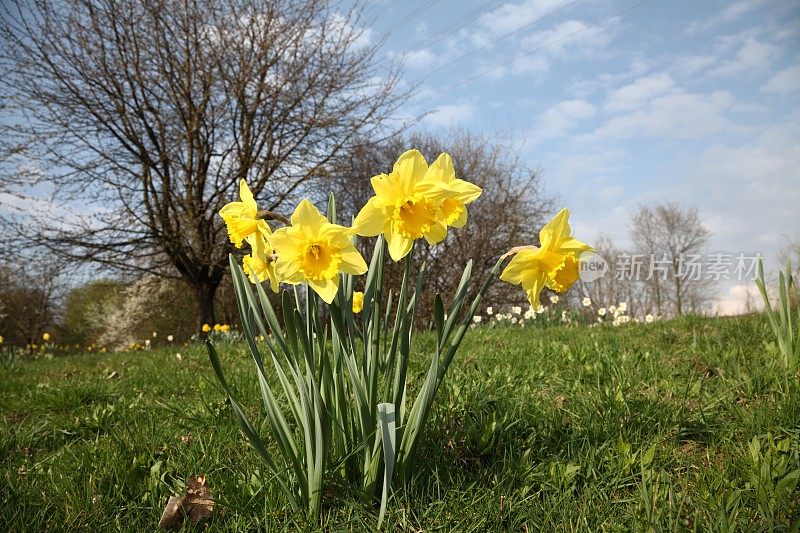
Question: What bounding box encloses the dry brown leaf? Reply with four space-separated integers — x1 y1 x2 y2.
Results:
158 475 214 530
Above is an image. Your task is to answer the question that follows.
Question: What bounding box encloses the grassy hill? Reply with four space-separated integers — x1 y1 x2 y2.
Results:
1 314 798 530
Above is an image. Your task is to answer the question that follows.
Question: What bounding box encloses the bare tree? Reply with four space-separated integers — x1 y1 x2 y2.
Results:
630 202 711 317
576 233 652 316
0 0 410 330
0 261 64 346
332 130 556 319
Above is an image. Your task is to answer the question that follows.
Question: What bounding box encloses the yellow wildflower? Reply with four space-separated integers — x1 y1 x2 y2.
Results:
202 323 211 333
242 228 280 292
352 149 479 261
270 199 368 303
213 324 222 331
0 335 4 344
352 291 365 313
219 179 270 248
220 324 231 332
42 332 50 342
500 209 592 308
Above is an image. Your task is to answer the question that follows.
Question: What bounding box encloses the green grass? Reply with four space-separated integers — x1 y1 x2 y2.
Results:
1 314 799 531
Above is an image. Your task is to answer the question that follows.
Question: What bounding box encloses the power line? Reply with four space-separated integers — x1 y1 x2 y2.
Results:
418 0 655 102
385 0 446 31
411 0 583 83
403 0 508 53
365 0 403 21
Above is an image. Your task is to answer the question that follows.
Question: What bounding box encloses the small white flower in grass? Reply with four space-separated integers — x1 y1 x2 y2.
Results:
496 314 504 321
167 335 174 342
618 302 627 313
609 305 616 314
176 353 182 361
144 339 151 347
511 317 518 324
486 306 493 315
152 331 157 338
536 305 545 313
524 308 535 320
645 314 654 323
511 306 522 315
550 295 559 304
472 315 482 323
598 307 607 317
582 297 591 307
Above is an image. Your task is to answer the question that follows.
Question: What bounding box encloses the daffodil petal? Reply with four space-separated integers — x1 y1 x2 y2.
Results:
386 229 413 261
539 208 570 250
352 197 387 237
426 152 455 183
450 205 468 228
239 179 256 211
424 220 447 245
500 250 540 285
308 276 339 304
370 173 402 204
340 246 368 275
557 237 593 255
449 179 482 204
291 199 327 234
393 149 428 194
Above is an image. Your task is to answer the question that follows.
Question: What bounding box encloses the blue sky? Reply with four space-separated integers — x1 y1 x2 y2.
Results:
362 0 800 312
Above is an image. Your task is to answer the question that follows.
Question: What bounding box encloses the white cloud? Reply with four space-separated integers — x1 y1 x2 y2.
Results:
533 99 596 141
604 73 675 113
673 54 717 76
404 48 438 70
511 54 549 76
520 18 617 56
423 103 476 127
686 0 768 34
762 62 800 95
478 0 572 36
713 284 763 315
711 37 781 77
589 86 738 141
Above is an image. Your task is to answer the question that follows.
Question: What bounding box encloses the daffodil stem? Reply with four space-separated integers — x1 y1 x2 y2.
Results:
256 209 291 225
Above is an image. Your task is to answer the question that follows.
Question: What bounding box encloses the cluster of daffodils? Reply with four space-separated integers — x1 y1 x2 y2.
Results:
472 296 660 329
476 301 573 327
202 323 232 333
212 148 594 524
220 150 482 303
594 302 657 326
220 149 590 311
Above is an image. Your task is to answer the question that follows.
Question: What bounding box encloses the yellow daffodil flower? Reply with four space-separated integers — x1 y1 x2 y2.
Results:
213 324 222 331
500 208 592 308
0 335 4 344
271 199 368 303
422 153 482 229
42 332 50 342
202 323 211 333
352 291 365 313
220 180 270 248
243 226 280 292
352 149 477 261
220 324 231 332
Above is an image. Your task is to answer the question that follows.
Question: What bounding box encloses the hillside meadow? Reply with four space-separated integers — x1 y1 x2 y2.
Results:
1 314 798 531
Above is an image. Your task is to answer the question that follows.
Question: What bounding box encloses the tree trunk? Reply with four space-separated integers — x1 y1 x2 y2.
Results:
195 280 220 334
